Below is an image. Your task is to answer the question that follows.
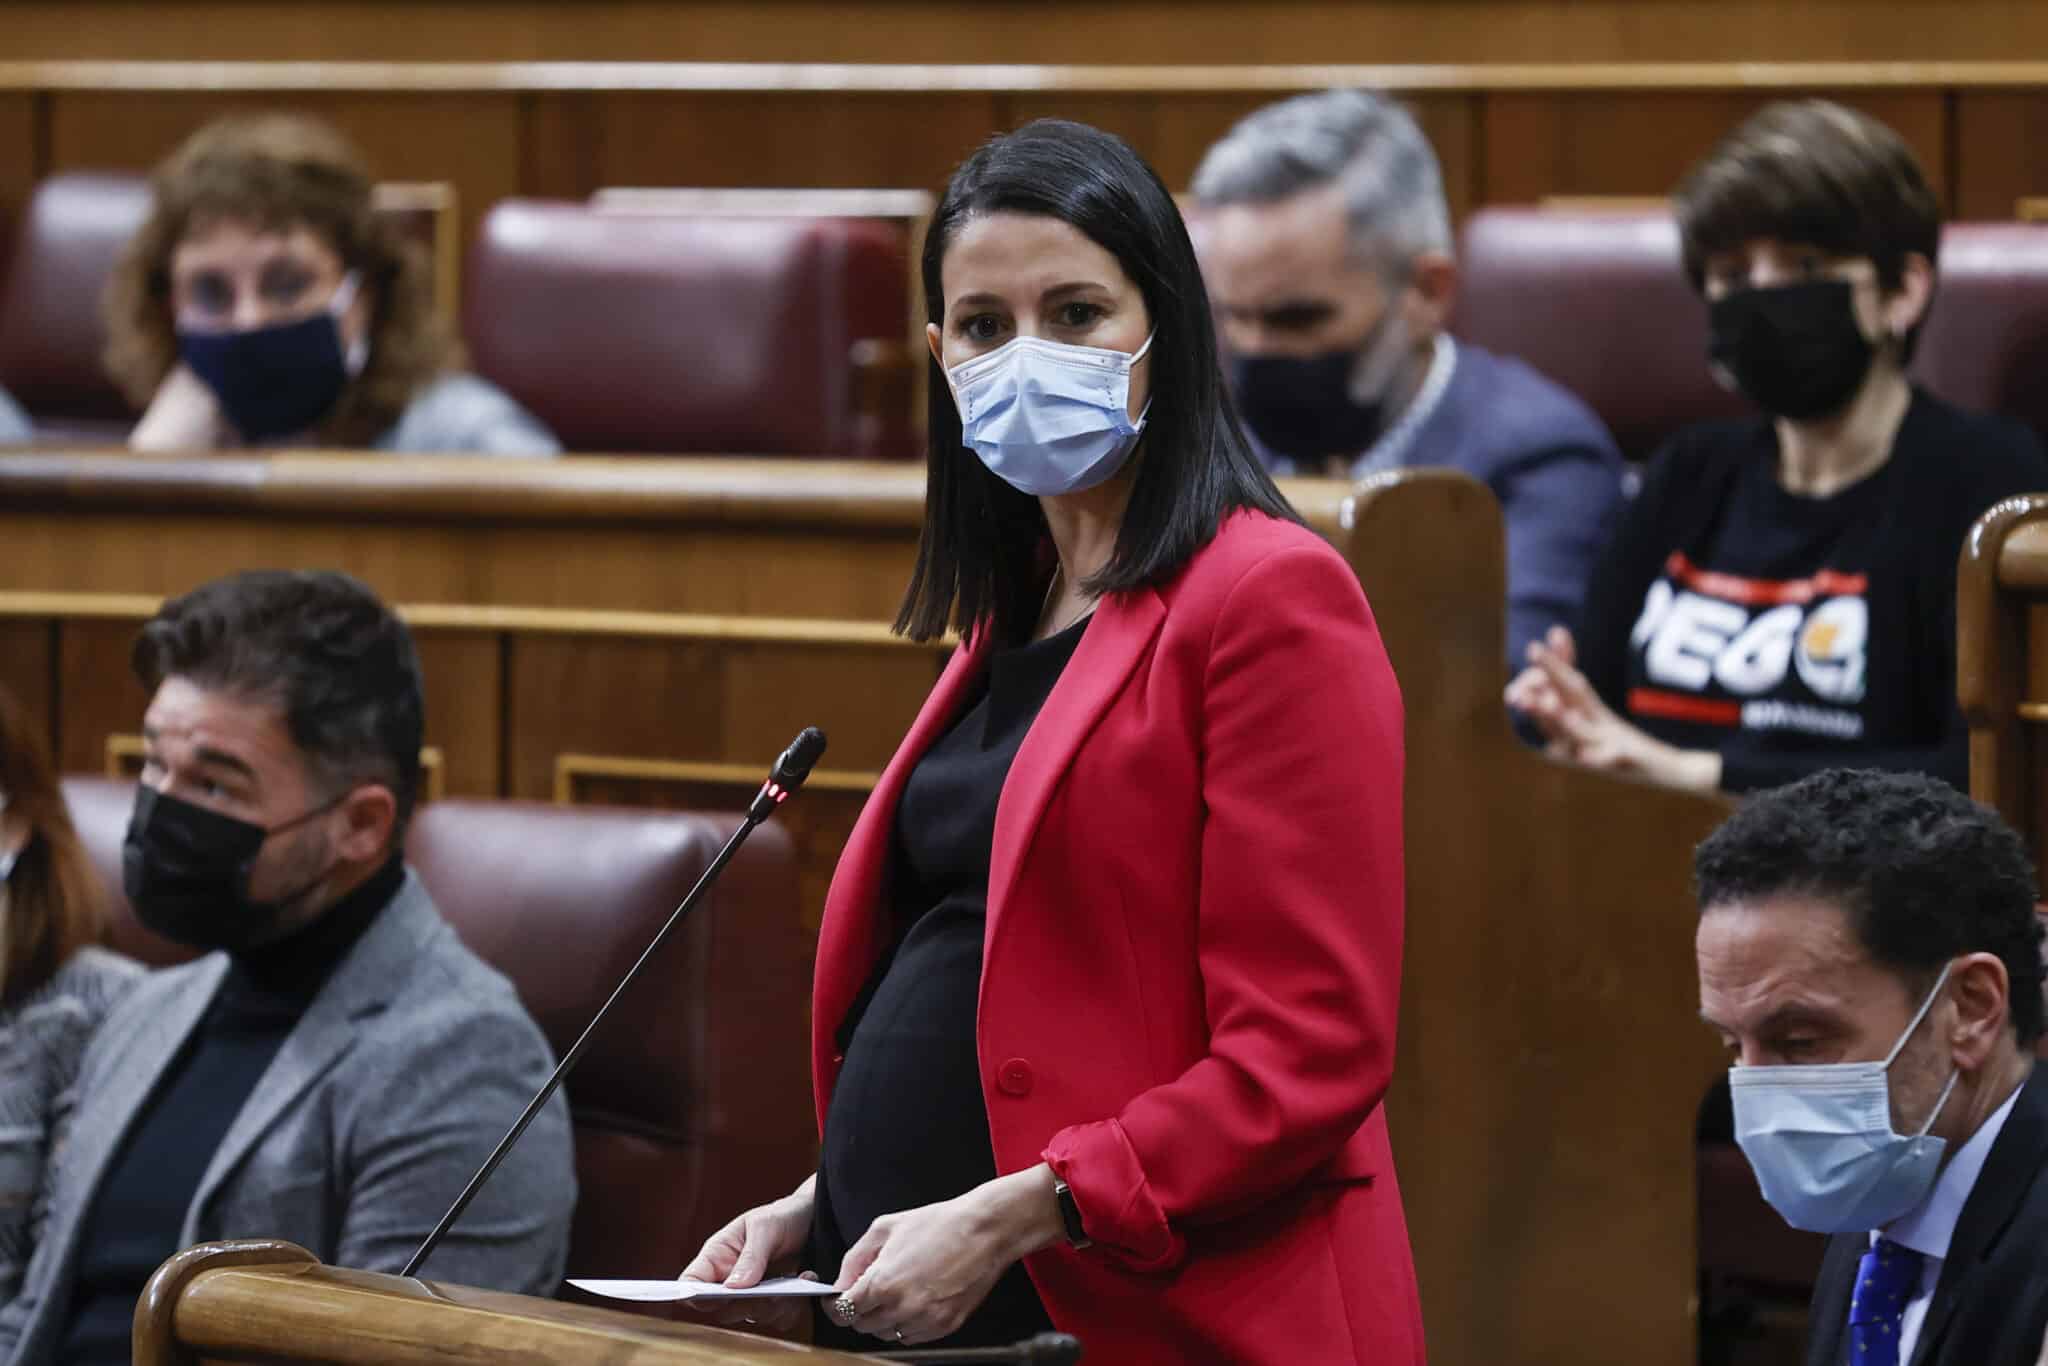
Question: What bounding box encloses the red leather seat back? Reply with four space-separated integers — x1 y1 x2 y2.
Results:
0 173 150 442
61 777 814 1278
1453 207 1751 461
1914 223 2048 439
464 199 909 456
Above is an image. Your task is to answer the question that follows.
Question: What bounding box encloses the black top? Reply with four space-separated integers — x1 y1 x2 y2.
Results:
810 617 1087 1350
57 857 404 1366
1577 388 2048 792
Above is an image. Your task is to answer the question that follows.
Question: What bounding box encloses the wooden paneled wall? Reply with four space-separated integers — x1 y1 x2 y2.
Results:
2 63 2047 264
1 1 2041 65
0 595 943 934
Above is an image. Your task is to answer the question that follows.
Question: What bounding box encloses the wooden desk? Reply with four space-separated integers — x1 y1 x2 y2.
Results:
134 1240 865 1364
0 453 932 618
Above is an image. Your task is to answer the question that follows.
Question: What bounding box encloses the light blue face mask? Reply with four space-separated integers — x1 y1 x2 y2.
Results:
1730 962 1959 1233
946 331 1155 496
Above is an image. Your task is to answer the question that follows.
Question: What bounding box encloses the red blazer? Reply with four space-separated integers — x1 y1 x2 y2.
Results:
812 511 1423 1364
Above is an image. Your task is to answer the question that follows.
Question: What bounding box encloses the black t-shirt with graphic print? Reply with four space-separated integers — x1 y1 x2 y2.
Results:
1577 388 2048 793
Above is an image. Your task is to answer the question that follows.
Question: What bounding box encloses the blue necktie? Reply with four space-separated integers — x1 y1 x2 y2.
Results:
1849 1237 1926 1366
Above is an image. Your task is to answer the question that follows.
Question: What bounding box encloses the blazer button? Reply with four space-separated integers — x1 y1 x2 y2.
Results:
997 1058 1034 1097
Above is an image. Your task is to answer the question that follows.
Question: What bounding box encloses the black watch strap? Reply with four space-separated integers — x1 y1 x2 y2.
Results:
1052 1177 1093 1249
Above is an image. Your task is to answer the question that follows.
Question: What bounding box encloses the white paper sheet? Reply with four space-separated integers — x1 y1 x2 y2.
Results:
568 1276 838 1303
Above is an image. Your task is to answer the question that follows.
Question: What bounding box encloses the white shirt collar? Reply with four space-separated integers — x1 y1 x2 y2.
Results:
1350 333 1458 480
1879 1077 2025 1259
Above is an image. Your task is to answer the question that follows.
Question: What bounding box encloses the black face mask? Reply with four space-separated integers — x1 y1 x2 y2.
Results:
1228 305 1409 462
178 311 351 444
1230 347 1388 462
1707 279 1878 422
122 787 340 953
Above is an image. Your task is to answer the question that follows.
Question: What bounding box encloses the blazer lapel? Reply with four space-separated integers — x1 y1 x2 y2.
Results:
1905 1067 2048 1366
42 957 225 1266
814 636 994 1042
181 878 432 1239
983 587 1165 958
1804 1234 1861 1366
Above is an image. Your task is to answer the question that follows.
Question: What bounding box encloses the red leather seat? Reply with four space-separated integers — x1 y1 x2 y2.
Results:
0 173 150 444
1458 209 2048 458
61 777 814 1279
1453 207 1751 462
1914 222 2048 440
464 199 913 457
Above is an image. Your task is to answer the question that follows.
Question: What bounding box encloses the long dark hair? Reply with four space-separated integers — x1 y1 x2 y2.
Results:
0 684 103 1005
895 118 1297 644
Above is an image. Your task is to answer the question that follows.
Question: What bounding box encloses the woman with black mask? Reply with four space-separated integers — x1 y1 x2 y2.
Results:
107 115 558 457
0 686 142 1309
1507 99 2048 795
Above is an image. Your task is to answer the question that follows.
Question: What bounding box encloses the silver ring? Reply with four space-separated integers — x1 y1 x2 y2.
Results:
893 1330 907 1342
830 1294 860 1326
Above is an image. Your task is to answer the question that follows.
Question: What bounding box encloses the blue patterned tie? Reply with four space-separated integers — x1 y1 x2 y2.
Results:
1849 1237 1925 1366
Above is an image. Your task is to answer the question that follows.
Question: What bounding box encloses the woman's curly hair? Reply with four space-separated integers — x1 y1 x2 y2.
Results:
104 113 456 445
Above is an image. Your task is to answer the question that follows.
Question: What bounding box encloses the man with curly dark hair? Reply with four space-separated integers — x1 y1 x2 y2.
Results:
1695 767 2048 1365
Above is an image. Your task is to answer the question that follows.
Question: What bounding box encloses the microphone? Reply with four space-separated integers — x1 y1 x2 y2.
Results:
752 726 827 820
400 727 829 1280
868 1333 1084 1364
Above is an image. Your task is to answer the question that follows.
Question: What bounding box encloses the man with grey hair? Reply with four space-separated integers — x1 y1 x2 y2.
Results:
1193 89 1624 666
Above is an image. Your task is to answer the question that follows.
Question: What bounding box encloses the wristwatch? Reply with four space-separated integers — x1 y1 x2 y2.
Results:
1052 1177 1093 1250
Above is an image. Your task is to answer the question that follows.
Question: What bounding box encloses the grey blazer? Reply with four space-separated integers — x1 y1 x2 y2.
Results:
0 872 575 1366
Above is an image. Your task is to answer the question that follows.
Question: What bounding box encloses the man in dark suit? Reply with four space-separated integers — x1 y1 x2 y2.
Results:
1694 768 2047 1366
1189 88 1625 668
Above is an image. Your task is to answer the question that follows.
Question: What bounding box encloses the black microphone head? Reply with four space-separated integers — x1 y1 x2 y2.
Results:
1021 1334 1084 1365
770 727 828 790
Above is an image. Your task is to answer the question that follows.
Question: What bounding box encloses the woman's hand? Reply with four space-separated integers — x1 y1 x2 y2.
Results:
130 365 230 453
1505 626 1723 794
677 1175 818 1333
831 1164 1065 1346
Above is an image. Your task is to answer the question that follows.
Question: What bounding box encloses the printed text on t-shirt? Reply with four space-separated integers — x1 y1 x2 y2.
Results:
1625 552 1869 738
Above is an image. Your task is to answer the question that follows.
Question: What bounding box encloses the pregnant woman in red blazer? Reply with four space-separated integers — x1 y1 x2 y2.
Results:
684 117 1422 1364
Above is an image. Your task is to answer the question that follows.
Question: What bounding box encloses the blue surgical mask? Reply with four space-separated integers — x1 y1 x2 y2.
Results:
1730 963 1959 1233
178 272 368 444
947 331 1155 496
